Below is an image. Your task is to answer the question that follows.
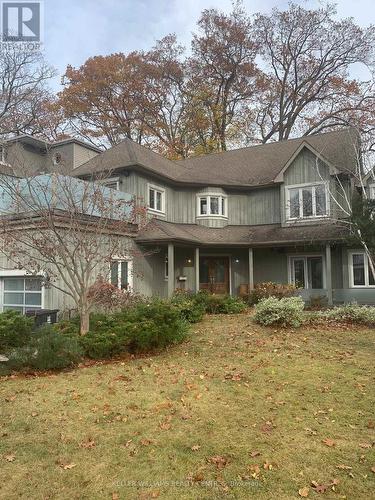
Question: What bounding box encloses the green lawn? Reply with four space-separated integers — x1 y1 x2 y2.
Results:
1 313 374 499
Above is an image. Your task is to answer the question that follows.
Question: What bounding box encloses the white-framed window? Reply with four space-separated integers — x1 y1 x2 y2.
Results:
0 276 43 313
348 251 375 288
286 182 329 220
369 183 375 199
164 254 168 280
148 184 165 214
110 259 133 290
197 194 228 217
289 255 325 289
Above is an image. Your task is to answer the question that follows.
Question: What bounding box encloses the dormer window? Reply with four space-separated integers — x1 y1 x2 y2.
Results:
286 182 328 220
148 183 165 214
197 194 227 218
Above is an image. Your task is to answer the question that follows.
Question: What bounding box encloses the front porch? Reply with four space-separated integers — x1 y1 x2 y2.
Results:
148 243 375 306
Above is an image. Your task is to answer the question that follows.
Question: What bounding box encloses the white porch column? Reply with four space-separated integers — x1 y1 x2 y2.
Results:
168 243 175 298
325 244 333 306
248 248 254 291
195 247 200 292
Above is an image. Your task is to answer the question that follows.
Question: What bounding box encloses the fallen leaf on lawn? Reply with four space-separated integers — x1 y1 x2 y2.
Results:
336 465 352 470
80 438 95 449
112 493 119 500
61 463 76 470
250 451 261 457
4 453 15 462
322 438 335 447
298 486 309 497
159 421 171 431
367 420 375 429
371 466 375 474
359 442 372 449
263 461 273 470
31 412 38 417
140 438 154 446
311 481 328 493
248 464 261 478
208 455 228 469
191 445 200 451
260 421 274 433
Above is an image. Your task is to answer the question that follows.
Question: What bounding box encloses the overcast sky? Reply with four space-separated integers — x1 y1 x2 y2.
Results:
44 0 375 89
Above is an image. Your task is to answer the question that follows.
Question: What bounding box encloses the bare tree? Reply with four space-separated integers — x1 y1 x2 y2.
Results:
0 45 55 138
253 3 375 144
0 171 147 334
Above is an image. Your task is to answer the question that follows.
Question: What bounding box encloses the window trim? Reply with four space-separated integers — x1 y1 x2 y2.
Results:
369 183 375 200
147 183 165 215
196 192 228 218
0 271 45 313
285 182 329 221
348 250 375 288
102 177 120 190
110 258 133 290
288 254 326 290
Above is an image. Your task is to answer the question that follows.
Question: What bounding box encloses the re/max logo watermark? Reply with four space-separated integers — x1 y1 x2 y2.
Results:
1 1 43 52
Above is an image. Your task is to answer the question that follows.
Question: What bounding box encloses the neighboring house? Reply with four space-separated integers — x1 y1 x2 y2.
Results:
0 134 101 176
0 127 374 315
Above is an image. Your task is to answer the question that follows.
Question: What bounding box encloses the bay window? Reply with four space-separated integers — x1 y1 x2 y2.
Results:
287 183 328 220
197 194 227 217
349 252 375 287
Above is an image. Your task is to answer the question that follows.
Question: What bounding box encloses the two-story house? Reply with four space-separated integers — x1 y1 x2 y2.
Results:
73 127 375 306
0 127 373 315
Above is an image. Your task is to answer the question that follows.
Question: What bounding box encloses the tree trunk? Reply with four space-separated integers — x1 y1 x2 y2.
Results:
80 307 90 335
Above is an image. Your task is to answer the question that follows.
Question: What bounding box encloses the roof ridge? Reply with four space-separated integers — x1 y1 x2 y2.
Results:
176 127 354 164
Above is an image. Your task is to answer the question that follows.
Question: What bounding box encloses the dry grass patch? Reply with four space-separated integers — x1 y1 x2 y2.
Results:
1 314 374 499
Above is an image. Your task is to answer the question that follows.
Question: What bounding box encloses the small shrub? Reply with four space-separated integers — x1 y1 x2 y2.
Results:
254 296 305 328
79 328 130 359
5 326 83 371
125 301 188 353
248 282 297 305
204 294 246 314
88 277 145 313
0 310 34 351
322 303 375 326
171 290 205 323
80 300 188 359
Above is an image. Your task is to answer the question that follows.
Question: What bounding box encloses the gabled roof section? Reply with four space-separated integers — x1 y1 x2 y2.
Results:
176 128 359 186
74 128 359 187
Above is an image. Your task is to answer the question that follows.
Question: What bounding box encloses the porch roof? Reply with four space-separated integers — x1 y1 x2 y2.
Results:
136 219 350 247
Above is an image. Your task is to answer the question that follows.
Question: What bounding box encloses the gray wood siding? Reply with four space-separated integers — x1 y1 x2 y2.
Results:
228 188 280 225
120 173 281 226
73 144 99 168
284 148 331 185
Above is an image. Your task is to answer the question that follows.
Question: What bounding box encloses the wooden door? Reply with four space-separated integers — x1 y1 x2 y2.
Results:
199 257 229 294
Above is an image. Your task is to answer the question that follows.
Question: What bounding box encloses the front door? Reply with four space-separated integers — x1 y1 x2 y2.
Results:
199 256 230 294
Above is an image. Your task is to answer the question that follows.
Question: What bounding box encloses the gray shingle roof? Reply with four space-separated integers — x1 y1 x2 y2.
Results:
74 128 358 187
136 219 349 246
